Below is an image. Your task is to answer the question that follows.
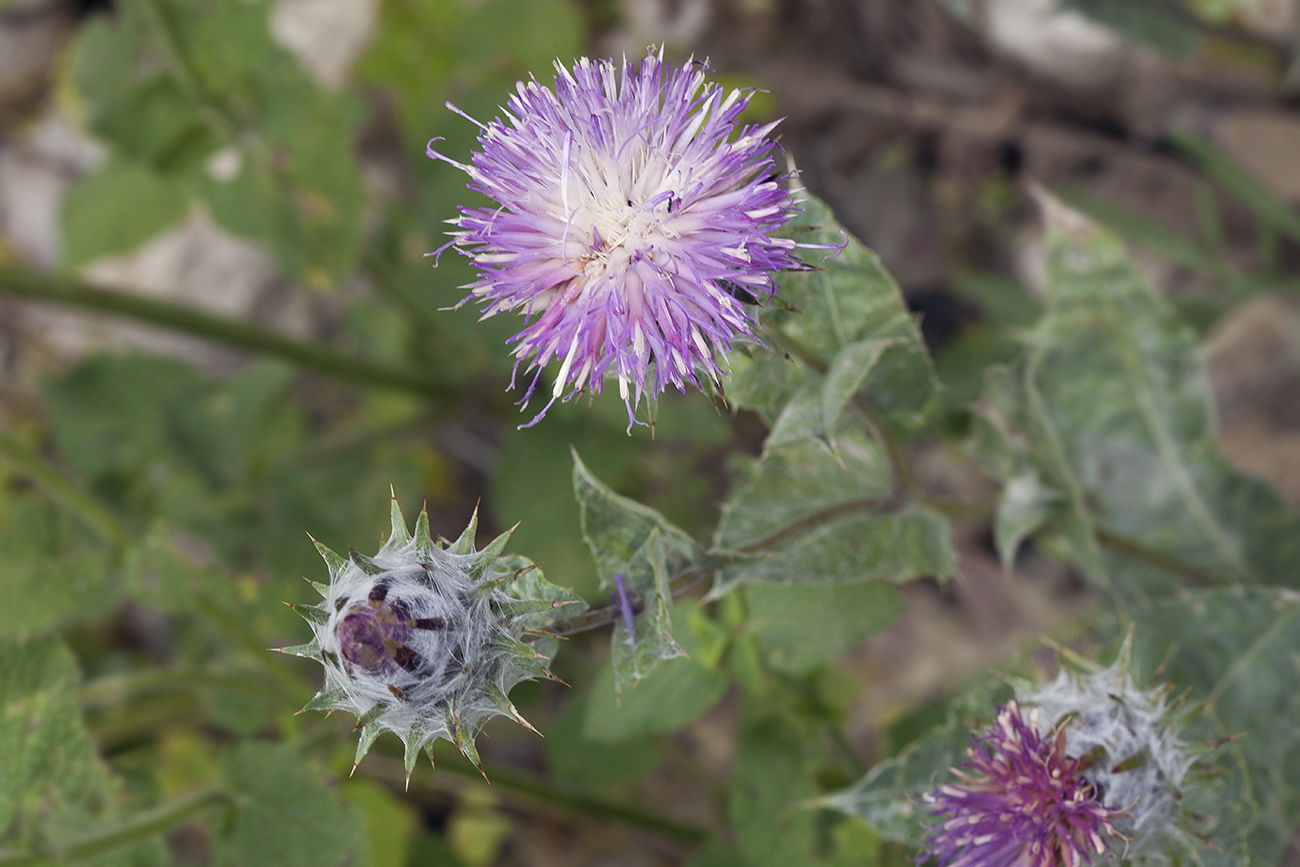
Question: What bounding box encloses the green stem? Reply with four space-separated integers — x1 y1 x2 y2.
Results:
446 760 707 843
925 498 1232 586
78 667 291 709
0 265 458 402
63 787 227 863
0 429 131 547
1092 528 1229 587
369 745 708 844
0 787 228 865
554 496 896 636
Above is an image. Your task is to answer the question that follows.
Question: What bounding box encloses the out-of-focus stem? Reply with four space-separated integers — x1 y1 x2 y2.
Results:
0 265 458 402
0 786 228 865
0 429 131 548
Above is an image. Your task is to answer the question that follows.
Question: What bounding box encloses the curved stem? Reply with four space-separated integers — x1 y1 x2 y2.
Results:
0 265 459 402
0 429 131 547
424 751 709 843
554 496 896 636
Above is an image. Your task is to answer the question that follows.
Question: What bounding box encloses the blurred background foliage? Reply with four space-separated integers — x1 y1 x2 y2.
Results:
0 0 1298 865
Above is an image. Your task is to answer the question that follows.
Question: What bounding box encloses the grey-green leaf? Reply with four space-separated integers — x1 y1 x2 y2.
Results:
972 197 1300 592
743 194 935 428
1130 588 1300 866
713 432 950 594
572 449 700 686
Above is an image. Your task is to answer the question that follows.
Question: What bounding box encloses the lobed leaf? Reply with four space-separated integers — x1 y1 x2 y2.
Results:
572 450 700 689
713 432 951 594
971 197 1300 592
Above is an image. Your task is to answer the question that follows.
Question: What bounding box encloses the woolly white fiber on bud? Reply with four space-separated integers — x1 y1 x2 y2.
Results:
280 496 584 783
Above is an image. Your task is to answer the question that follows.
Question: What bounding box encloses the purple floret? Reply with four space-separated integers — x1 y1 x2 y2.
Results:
921 701 1125 867
428 47 802 428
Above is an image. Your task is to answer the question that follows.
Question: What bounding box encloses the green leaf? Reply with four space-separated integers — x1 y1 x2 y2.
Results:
822 685 1003 848
544 699 662 793
70 0 366 284
61 158 193 267
572 449 701 688
746 192 936 427
713 432 951 593
969 365 1106 579
583 600 729 742
730 707 845 867
0 493 121 638
1131 588 1300 866
972 198 1300 591
821 339 899 442
744 581 905 674
338 779 419 867
0 637 166 864
215 742 367 867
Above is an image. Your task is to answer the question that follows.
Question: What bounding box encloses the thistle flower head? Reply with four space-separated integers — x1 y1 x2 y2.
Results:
280 496 583 784
1018 652 1193 857
427 47 803 428
922 636 1198 867
921 700 1125 867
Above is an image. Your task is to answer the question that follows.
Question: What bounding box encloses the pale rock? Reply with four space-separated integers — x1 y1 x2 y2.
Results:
981 0 1131 89
0 111 104 268
270 0 378 89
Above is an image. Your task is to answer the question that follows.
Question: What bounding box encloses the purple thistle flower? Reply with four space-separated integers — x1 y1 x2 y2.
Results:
427 47 803 428
921 700 1125 867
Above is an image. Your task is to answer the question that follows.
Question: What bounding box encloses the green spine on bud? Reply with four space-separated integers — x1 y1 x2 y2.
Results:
279 494 585 784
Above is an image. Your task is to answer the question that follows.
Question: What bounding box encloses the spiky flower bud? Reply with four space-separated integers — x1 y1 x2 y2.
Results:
279 496 584 783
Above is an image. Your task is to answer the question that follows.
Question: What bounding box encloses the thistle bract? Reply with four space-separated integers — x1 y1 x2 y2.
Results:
280 496 584 782
427 47 803 427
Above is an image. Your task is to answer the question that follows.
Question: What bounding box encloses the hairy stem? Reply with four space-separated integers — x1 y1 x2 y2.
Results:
0 429 131 547
0 265 458 402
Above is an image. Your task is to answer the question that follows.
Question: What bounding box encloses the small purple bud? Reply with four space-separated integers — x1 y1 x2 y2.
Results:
611 572 636 638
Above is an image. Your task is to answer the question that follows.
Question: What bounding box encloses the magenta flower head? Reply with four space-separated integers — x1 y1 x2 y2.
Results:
427 47 803 428
921 700 1125 867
